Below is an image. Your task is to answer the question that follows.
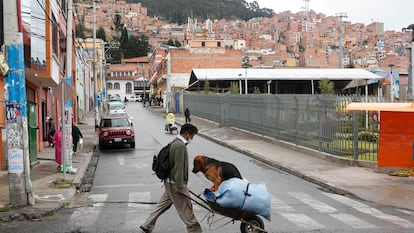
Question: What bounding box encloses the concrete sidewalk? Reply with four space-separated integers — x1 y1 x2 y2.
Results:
150 106 414 212
0 111 98 222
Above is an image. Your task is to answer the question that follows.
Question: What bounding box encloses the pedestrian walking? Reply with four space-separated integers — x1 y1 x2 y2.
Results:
52 127 62 169
184 108 191 123
139 123 202 233
72 124 83 153
48 117 56 147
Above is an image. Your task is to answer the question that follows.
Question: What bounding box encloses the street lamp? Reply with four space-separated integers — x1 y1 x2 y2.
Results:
244 67 248 95
267 80 272 95
238 73 242 94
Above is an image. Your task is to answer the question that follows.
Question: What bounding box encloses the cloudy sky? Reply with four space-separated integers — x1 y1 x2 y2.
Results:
254 0 413 32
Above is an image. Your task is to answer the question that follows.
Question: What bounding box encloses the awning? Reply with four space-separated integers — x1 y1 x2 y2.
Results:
346 103 414 112
343 79 380 89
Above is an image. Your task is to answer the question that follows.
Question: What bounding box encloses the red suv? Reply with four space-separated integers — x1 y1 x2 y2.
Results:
99 114 135 149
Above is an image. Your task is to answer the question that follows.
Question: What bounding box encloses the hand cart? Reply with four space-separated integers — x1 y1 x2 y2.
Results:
179 190 267 233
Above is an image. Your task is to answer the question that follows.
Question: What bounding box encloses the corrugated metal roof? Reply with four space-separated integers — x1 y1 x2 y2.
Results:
191 68 383 81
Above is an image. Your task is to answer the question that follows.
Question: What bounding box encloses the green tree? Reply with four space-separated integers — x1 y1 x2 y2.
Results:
166 38 174 46
119 27 129 48
76 24 86 38
319 79 335 94
174 39 182 47
113 14 123 31
230 81 239 94
204 80 210 94
109 34 152 63
96 27 107 42
134 34 152 57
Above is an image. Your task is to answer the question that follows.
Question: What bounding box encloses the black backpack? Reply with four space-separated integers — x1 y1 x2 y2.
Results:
152 142 172 181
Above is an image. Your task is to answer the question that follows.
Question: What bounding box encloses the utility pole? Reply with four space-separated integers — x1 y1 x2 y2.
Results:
403 24 414 101
4 0 34 206
336 12 348 69
93 0 99 128
61 0 75 175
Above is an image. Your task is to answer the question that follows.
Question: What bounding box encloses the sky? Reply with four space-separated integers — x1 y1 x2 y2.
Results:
254 0 413 32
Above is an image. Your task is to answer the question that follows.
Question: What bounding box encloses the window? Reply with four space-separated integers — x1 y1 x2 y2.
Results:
114 82 120 90
107 83 113 90
202 41 206 47
52 15 58 55
126 82 132 94
217 42 221 47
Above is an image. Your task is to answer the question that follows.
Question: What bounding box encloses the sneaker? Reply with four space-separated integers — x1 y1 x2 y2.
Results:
138 225 151 233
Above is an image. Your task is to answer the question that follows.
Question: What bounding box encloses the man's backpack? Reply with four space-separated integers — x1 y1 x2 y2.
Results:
152 143 172 181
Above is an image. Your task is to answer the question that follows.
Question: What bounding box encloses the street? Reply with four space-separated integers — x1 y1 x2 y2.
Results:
1 102 414 233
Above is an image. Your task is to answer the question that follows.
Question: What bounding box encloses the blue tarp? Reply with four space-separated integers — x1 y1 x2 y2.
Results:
204 178 271 221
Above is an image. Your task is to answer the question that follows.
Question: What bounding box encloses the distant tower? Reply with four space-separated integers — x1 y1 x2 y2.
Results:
335 12 348 68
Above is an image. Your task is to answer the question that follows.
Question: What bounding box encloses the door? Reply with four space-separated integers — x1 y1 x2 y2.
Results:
175 91 180 114
27 101 38 166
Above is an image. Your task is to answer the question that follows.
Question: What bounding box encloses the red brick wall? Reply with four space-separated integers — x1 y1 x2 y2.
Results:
170 49 242 73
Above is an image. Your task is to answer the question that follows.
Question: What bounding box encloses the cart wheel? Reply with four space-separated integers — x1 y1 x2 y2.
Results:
240 216 265 233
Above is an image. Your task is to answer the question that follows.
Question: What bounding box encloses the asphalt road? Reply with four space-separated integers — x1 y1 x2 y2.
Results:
2 102 414 233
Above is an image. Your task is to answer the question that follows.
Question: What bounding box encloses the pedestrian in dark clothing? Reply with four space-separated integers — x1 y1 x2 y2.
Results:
48 117 56 147
184 108 191 123
139 124 202 233
72 124 83 153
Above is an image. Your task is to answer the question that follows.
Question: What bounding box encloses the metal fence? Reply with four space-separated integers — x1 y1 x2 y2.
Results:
184 93 384 162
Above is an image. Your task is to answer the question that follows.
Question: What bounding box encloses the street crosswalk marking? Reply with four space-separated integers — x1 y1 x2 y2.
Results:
72 191 414 231
89 194 108 207
280 213 325 230
117 156 125 166
323 192 414 229
269 194 295 212
289 192 337 213
329 213 378 229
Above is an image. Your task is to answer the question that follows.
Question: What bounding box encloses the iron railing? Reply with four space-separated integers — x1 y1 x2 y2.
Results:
184 94 387 162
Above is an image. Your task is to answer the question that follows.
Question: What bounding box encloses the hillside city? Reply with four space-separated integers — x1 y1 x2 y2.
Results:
75 0 412 73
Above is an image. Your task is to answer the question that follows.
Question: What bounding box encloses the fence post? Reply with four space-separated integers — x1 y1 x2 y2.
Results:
294 96 299 144
352 110 359 160
220 94 229 127
317 96 323 152
275 95 280 140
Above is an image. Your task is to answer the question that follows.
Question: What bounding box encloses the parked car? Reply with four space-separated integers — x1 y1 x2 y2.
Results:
98 113 135 149
105 101 126 115
126 94 142 102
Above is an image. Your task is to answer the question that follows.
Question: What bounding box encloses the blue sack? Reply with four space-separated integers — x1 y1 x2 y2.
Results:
212 178 271 221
